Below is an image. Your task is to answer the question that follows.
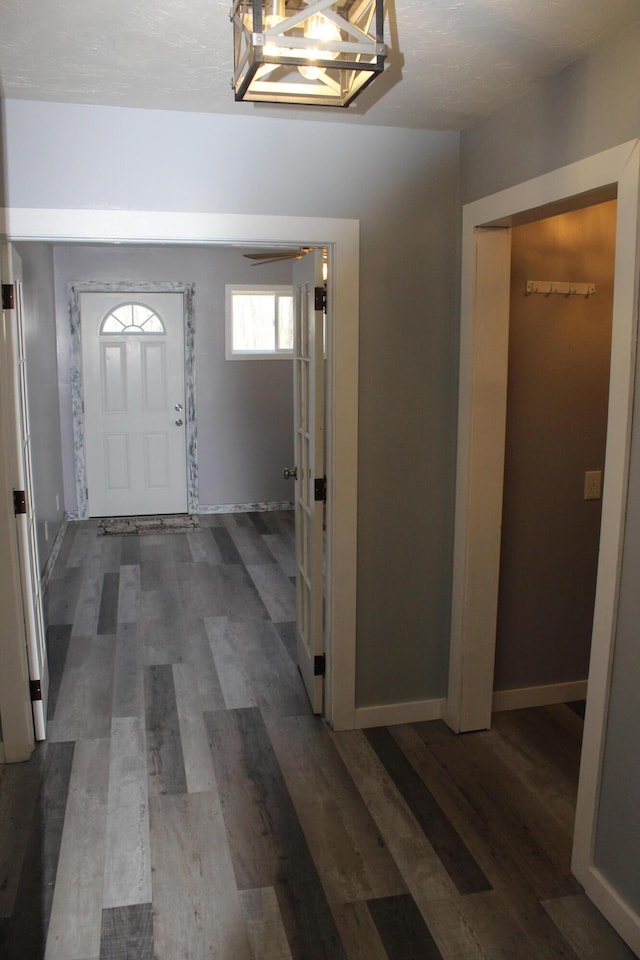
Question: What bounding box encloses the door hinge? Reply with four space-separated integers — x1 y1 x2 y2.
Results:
13 489 27 515
314 284 327 312
2 284 15 310
314 477 326 502
314 654 326 677
30 679 42 702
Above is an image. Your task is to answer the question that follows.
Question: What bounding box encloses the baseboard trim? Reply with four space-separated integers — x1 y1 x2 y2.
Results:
198 501 294 515
355 698 445 729
41 513 69 595
492 679 588 713
582 864 640 957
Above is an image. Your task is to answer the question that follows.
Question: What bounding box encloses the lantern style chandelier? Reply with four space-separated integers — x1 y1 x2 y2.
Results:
231 0 387 107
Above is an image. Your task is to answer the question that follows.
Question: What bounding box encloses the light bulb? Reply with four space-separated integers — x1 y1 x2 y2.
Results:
299 14 341 81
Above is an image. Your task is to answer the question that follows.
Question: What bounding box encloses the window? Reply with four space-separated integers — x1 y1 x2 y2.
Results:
226 286 294 358
100 302 165 335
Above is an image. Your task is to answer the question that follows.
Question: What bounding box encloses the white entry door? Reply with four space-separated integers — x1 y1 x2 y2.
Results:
2 244 48 740
292 249 325 713
81 292 188 517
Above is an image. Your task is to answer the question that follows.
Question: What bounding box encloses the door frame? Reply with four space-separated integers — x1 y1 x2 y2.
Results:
2 207 360 733
70 281 196 520
446 140 640 945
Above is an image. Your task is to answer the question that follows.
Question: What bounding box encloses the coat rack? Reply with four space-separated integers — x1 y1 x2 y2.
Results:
526 280 595 297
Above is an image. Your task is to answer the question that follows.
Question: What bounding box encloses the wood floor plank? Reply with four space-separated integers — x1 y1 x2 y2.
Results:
72 571 104 636
246 563 297 622
117 564 140 623
99 902 153 960
331 902 389 960
97 572 120 635
207 618 309 717
239 887 293 960
543 894 637 960
263 534 298 577
211 526 243 564
364 727 491 896
172 662 218 794
45 738 110 960
368 894 445 960
150 791 251 960
205 707 347 959
224 515 279 566
45 566 84 626
46 623 73 721
0 745 47 919
412 720 580 901
266 714 407 904
103 717 152 909
112 622 144 720
47 635 116 742
331 730 491 960
0 741 74 960
178 562 271 621
144 664 187 796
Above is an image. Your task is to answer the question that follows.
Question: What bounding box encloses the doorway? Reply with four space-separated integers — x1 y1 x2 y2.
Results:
446 139 640 945
493 200 617 710
1 209 360 739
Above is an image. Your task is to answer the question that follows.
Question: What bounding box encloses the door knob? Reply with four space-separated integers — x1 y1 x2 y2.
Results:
175 403 183 412
175 418 184 426
283 467 297 480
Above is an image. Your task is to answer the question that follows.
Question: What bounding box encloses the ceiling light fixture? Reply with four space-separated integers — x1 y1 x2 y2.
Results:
231 0 387 107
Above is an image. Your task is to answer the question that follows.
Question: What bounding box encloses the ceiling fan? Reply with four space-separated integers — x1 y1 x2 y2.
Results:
243 246 314 266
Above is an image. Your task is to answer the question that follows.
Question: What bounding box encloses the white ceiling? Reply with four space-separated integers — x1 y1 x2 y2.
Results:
1 0 638 130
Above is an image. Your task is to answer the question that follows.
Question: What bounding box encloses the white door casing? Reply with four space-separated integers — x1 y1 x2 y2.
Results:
293 249 325 713
2 244 48 740
81 291 188 517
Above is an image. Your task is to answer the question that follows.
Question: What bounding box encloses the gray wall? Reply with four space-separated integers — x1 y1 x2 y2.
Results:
13 243 65 574
52 244 295 513
461 20 640 928
496 202 616 690
2 99 461 708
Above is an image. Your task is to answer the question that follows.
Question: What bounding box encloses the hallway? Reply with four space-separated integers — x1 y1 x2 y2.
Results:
0 511 635 959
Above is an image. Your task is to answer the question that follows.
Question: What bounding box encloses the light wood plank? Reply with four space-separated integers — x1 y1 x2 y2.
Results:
239 887 293 960
266 714 406 904
45 739 110 960
246 563 296 622
117 563 140 623
331 902 388 960
47 636 116 742
543 894 638 960
150 791 251 960
103 717 152 909
172 662 217 794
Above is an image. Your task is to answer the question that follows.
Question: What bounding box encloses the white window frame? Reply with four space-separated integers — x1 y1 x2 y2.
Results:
225 284 294 359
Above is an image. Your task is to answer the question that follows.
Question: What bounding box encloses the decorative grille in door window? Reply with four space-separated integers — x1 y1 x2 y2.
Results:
100 302 166 335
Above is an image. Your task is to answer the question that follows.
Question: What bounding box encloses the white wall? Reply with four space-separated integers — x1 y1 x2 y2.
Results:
52 244 295 513
2 99 461 708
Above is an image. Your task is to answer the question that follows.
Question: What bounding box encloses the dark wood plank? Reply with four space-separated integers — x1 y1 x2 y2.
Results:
0 741 74 960
0 746 47 919
144 664 187 796
247 511 270 535
367 894 445 960
204 707 347 960
46 623 72 721
99 903 153 960
211 527 243 563
97 572 120 635
364 727 491 896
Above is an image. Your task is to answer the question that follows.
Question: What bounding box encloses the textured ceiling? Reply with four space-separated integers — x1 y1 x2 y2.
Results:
0 0 639 130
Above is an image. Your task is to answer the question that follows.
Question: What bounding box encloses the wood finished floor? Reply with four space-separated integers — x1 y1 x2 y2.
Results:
0 510 636 960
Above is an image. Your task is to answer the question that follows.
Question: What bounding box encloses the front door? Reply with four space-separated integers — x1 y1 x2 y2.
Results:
292 249 325 713
81 292 187 517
